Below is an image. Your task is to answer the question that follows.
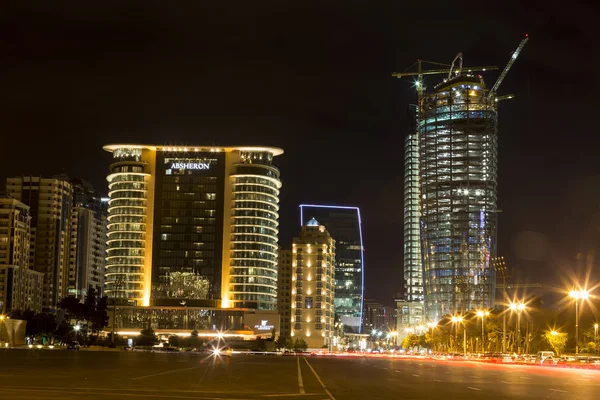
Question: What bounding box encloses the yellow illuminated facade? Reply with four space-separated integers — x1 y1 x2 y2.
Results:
103 145 283 310
290 219 335 349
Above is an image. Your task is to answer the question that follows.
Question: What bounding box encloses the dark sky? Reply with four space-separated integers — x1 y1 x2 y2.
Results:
2 1 600 307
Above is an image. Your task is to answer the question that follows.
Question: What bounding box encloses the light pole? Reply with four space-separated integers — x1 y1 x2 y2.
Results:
509 302 526 354
427 322 437 351
451 316 465 355
476 310 490 353
569 289 589 355
110 275 125 346
594 323 598 355
494 257 508 353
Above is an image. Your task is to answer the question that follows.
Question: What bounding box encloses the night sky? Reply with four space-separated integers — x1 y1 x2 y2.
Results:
2 1 599 307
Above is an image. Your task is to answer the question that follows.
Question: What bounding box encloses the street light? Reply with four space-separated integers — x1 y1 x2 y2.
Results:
569 289 589 355
451 316 465 355
594 323 599 355
427 322 437 352
476 310 490 353
110 275 125 346
509 302 526 354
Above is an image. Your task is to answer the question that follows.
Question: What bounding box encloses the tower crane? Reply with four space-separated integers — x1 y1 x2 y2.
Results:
392 59 498 101
393 35 529 103
488 35 529 100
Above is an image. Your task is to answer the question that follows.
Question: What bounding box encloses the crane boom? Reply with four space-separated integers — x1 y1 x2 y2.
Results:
392 65 497 78
488 35 529 98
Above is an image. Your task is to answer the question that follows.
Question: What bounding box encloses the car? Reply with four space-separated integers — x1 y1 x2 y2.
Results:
67 341 80 350
535 351 557 365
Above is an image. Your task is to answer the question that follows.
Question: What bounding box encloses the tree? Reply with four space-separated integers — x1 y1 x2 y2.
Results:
168 335 181 347
189 330 202 348
276 335 291 350
27 312 57 341
56 321 75 344
544 331 567 355
90 296 109 333
136 328 158 346
10 309 35 321
58 296 84 321
402 334 422 350
293 338 308 351
83 288 98 321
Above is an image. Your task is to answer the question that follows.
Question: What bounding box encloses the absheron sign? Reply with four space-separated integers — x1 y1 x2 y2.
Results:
170 162 210 170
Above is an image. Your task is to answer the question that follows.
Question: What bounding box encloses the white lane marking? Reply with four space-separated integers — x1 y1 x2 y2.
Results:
467 387 481 391
412 374 420 377
131 366 201 380
520 376 532 380
470 375 478 378
395 370 402 373
575 378 590 381
445 371 451 374
549 389 568 393
434 379 443 382
297 357 305 394
304 357 336 400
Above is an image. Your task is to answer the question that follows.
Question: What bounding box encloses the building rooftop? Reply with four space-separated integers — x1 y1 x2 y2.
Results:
103 144 284 156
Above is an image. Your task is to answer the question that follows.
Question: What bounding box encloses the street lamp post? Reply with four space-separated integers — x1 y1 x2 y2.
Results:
427 322 437 352
594 323 598 355
451 316 465 355
476 310 490 353
569 289 589 355
111 276 125 346
509 302 526 354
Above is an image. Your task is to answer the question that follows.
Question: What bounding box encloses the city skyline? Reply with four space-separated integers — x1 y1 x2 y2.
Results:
2 2 599 308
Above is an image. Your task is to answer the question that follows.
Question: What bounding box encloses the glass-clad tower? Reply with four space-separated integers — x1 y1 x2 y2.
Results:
299 205 364 332
419 75 497 321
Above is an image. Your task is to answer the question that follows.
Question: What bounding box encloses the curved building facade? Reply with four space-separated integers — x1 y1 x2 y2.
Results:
418 75 497 321
103 145 282 309
106 148 150 305
228 151 281 310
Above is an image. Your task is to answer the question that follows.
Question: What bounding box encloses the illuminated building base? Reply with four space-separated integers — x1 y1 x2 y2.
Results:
107 306 280 339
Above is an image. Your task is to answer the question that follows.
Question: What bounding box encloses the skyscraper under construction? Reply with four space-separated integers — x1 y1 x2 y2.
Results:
397 36 528 322
419 73 498 321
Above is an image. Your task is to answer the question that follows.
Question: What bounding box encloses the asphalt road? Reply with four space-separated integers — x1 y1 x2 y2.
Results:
0 350 599 399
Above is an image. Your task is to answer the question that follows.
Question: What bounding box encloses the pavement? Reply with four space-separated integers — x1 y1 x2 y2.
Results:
0 350 599 399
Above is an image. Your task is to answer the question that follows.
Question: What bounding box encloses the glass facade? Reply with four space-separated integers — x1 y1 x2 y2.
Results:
404 134 423 302
151 152 225 306
229 151 281 310
299 205 364 332
114 306 245 331
106 148 148 305
418 76 498 321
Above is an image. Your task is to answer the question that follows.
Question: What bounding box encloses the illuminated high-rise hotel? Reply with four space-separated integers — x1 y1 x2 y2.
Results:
103 144 282 311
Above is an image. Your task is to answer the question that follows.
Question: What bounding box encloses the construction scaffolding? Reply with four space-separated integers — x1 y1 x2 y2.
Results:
395 36 528 322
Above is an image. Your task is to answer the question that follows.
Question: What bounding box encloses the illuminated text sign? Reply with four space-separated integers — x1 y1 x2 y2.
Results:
254 320 274 331
170 162 210 170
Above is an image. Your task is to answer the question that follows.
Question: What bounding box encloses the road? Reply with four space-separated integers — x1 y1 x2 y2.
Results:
0 350 599 399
